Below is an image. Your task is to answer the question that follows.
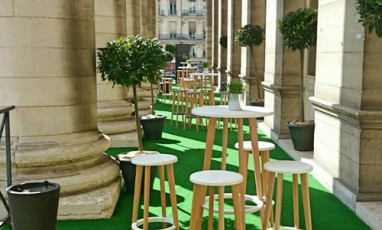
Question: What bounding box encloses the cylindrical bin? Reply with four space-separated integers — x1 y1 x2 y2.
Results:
6 181 60 230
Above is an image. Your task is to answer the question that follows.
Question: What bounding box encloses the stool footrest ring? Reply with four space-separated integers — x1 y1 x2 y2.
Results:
132 217 176 230
202 193 263 214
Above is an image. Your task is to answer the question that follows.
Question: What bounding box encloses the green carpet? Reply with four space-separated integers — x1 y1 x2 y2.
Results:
3 95 371 230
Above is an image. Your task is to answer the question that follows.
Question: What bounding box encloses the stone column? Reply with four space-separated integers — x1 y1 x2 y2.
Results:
206 0 214 63
0 0 120 219
310 0 382 207
226 0 241 82
217 0 228 89
263 0 305 140
96 0 140 147
240 0 266 103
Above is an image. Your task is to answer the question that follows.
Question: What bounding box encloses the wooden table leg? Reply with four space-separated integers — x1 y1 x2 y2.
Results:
221 118 228 170
203 117 217 170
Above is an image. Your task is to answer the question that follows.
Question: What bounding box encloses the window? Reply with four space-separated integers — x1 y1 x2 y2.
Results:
170 21 177 39
189 0 196 15
189 21 196 39
170 0 176 15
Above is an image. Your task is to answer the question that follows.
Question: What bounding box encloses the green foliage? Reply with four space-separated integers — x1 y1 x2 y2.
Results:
356 0 382 38
228 80 244 94
186 59 192 63
202 61 209 68
97 35 167 87
278 8 318 51
234 24 265 48
165 43 177 54
219 35 228 48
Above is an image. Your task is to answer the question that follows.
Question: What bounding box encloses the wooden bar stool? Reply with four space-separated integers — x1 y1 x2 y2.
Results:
262 161 313 230
161 78 173 103
170 89 187 127
234 141 276 226
131 154 179 230
184 90 203 131
189 170 244 230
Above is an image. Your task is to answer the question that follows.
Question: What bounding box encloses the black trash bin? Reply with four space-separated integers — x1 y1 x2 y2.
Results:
6 181 60 230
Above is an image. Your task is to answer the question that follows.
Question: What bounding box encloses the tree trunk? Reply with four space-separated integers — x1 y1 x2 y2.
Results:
299 49 305 122
132 85 143 151
250 47 262 99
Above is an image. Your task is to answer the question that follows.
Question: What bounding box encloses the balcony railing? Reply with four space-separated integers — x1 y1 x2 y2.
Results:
0 105 15 227
182 10 206 16
159 33 205 40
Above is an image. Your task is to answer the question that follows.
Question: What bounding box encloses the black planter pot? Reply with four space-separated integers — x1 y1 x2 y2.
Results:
250 99 264 107
7 181 60 230
141 115 166 140
288 122 315 151
117 154 158 195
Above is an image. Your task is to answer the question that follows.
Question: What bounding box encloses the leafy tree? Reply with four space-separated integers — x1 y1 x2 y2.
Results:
356 0 382 38
234 24 265 99
97 35 167 151
279 8 318 122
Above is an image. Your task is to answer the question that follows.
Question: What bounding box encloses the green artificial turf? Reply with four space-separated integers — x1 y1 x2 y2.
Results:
3 95 371 230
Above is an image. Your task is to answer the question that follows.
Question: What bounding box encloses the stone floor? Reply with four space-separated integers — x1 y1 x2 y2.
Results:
258 122 382 230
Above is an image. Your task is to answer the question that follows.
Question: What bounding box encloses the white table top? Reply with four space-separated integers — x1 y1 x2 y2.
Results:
192 105 273 118
189 72 218 77
178 66 198 70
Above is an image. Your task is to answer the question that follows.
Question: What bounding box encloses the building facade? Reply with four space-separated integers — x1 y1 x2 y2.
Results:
157 0 207 62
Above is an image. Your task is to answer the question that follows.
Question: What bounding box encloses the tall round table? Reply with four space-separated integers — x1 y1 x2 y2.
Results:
192 105 274 228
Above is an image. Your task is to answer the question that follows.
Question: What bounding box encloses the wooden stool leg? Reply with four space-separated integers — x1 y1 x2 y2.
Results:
166 164 179 230
143 166 151 230
132 165 143 223
190 184 206 230
262 172 275 230
274 173 284 230
159 165 167 229
208 187 215 230
292 173 299 229
261 151 274 226
301 173 312 230
170 92 175 126
218 186 225 230
231 184 244 230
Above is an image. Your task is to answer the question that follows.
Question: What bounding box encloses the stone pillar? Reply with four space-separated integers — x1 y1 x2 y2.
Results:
263 0 305 140
310 0 382 208
217 0 228 89
96 0 140 147
126 0 140 34
226 0 242 82
241 0 266 103
206 0 213 63
0 0 120 219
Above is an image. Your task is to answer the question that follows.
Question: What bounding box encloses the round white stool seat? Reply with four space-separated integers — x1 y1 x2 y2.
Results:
132 154 178 166
132 216 176 230
234 141 275 152
264 160 313 174
186 90 200 94
173 88 188 92
190 170 243 187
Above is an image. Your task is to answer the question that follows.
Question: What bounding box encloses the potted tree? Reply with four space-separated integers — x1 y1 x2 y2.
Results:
219 35 228 92
97 35 167 193
234 24 265 106
356 0 382 37
279 8 318 151
202 61 209 73
228 80 245 111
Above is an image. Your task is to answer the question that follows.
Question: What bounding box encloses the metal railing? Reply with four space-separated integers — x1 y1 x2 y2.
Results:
0 105 15 226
